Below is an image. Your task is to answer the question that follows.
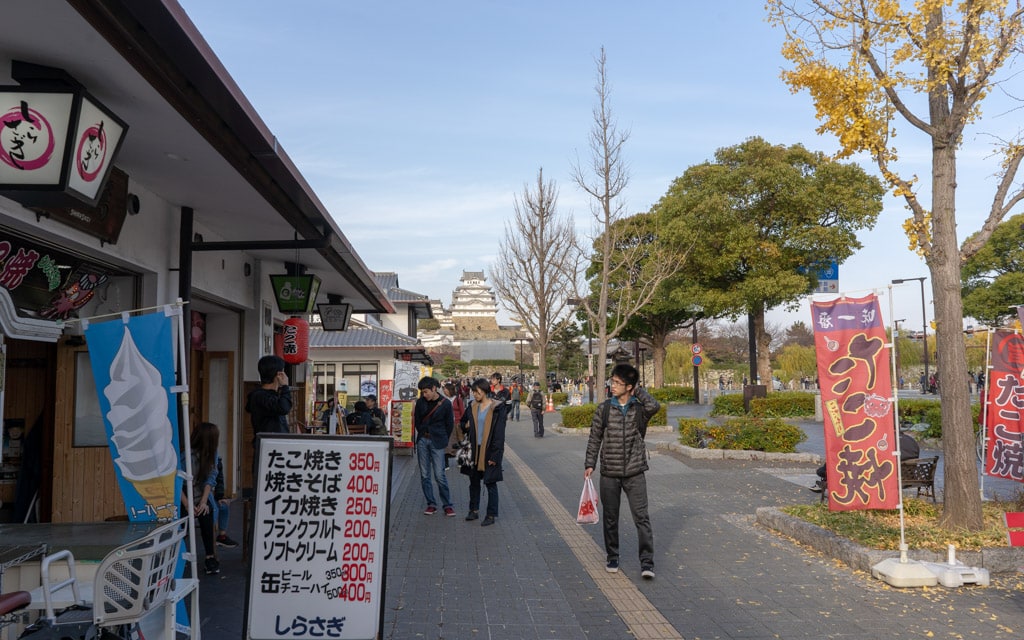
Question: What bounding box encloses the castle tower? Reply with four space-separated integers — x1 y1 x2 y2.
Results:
450 270 499 331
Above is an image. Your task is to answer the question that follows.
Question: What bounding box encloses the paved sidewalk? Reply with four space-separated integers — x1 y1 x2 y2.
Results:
199 407 1024 639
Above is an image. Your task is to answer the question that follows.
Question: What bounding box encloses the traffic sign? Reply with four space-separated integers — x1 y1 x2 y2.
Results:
691 354 703 366
691 343 703 355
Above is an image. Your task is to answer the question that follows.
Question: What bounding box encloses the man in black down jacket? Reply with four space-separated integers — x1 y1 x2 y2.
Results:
584 363 660 579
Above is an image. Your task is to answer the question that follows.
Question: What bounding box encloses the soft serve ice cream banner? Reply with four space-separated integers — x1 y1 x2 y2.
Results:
85 309 182 521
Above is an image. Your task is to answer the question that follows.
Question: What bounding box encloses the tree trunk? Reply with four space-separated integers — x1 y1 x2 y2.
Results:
753 306 773 390
651 338 667 389
931 144 984 530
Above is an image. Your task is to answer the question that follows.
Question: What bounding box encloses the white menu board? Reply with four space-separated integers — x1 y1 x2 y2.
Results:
246 435 392 640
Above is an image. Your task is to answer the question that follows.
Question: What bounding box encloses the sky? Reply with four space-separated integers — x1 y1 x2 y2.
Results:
175 1 1022 334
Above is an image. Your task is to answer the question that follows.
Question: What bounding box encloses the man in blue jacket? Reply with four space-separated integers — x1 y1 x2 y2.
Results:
584 363 660 579
414 376 456 516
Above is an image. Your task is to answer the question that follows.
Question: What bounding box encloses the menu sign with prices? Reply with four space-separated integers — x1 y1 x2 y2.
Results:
245 434 393 640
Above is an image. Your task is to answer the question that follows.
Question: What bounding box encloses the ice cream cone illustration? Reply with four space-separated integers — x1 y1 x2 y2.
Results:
130 471 178 520
104 326 179 520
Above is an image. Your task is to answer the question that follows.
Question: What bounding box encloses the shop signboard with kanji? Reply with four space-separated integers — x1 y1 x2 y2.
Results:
245 434 392 640
811 294 900 511
983 330 1024 483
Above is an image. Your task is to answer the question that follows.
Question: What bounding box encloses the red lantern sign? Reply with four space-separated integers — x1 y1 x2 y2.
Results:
281 316 310 364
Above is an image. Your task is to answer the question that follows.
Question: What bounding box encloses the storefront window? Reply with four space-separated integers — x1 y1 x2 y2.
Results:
343 363 379 404
73 351 107 446
311 363 336 402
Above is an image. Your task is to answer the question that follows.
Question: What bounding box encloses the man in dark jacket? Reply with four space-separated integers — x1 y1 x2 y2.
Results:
245 355 292 437
527 382 546 437
414 376 456 516
584 363 660 579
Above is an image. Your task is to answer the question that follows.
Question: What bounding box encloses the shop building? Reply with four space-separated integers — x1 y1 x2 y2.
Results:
0 1 390 523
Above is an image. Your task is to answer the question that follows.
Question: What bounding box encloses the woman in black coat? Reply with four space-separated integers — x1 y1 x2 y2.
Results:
456 378 507 526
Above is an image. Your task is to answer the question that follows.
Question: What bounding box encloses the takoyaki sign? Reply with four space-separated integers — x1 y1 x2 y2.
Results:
0 62 128 207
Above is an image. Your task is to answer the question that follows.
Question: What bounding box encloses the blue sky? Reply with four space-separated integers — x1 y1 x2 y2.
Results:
176 1 1020 333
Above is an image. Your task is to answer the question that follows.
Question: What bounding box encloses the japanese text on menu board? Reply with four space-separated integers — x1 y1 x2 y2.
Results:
247 436 391 640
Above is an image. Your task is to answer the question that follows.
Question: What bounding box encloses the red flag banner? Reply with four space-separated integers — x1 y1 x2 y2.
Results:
811 294 900 511
984 330 1024 483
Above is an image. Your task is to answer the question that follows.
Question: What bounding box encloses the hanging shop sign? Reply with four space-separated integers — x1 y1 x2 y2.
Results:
317 302 352 331
0 61 128 208
269 273 321 314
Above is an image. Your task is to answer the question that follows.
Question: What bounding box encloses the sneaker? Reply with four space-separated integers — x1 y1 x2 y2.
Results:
216 534 239 548
204 557 220 575
465 511 479 521
481 515 496 527
444 506 456 517
809 480 825 493
606 559 619 573
424 505 438 515
641 566 655 580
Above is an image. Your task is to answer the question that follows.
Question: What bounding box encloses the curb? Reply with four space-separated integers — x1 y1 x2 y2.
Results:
755 506 1024 575
656 441 823 464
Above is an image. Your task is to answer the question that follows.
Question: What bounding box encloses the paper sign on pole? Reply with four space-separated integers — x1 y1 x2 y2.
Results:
245 434 393 640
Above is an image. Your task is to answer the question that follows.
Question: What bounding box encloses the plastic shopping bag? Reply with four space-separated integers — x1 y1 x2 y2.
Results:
576 476 599 525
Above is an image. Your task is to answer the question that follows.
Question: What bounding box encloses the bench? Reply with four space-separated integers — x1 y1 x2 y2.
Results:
818 456 939 504
1006 512 1024 547
900 456 938 503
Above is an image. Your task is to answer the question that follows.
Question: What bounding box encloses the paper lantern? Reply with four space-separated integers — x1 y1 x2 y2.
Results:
281 316 310 364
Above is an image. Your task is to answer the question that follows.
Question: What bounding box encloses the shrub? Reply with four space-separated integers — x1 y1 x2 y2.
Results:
551 392 568 406
896 397 982 439
650 386 695 403
678 417 710 447
750 391 816 418
710 393 746 416
688 416 806 453
559 402 667 429
561 404 597 428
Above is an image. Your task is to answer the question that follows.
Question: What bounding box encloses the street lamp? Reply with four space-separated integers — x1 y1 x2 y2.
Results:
638 346 647 387
892 277 928 392
510 336 530 387
893 318 906 389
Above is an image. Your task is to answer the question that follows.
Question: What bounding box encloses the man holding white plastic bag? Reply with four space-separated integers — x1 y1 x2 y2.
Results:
583 363 659 579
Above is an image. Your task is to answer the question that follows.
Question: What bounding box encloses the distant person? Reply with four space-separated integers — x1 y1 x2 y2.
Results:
414 376 456 516
456 378 507 526
510 384 522 421
584 364 660 579
489 372 512 415
527 382 545 437
364 394 387 435
346 401 375 433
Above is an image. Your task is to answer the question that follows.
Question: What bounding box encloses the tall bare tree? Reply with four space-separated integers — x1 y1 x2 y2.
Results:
491 168 579 389
769 0 1024 530
571 48 682 395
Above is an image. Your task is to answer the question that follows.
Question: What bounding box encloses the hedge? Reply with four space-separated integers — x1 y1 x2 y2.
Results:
559 402 668 429
650 387 695 403
896 398 982 439
712 391 817 418
680 415 806 453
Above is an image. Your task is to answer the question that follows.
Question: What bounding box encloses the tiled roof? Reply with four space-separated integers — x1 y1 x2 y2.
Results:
309 322 422 349
373 271 430 306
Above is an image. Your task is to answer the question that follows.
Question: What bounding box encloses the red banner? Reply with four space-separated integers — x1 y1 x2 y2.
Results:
811 294 900 510
983 331 1024 483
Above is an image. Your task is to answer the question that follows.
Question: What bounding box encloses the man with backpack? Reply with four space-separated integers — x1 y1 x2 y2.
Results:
584 363 660 579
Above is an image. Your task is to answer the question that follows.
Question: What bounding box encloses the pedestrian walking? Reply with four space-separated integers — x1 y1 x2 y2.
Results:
413 376 456 516
527 382 545 437
456 378 507 526
584 363 660 579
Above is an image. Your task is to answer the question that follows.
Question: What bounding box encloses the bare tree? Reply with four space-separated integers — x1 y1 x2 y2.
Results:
570 47 681 395
491 168 579 388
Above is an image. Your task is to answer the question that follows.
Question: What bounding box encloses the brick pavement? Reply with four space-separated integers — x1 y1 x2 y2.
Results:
199 407 1024 639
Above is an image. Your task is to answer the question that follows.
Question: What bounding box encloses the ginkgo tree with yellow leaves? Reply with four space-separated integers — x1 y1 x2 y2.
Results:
767 0 1024 530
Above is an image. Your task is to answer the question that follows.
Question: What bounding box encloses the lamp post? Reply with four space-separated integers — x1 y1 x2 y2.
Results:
510 336 529 387
893 318 905 390
892 277 928 392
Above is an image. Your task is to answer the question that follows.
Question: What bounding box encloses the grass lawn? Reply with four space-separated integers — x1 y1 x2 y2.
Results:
782 496 1023 552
